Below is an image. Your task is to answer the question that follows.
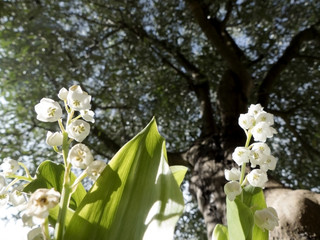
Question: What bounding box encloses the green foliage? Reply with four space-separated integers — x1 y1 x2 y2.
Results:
226 187 268 240
24 160 86 210
63 118 185 240
212 224 228 240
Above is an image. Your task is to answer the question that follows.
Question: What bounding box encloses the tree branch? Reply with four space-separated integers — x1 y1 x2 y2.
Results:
258 24 320 106
185 0 252 98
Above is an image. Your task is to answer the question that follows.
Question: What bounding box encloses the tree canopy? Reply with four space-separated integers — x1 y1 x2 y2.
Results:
0 0 319 239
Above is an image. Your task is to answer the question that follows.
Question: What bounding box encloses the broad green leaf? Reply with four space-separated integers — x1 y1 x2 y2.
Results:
242 186 268 240
212 224 229 240
169 165 188 186
64 118 185 240
23 160 86 224
227 198 254 240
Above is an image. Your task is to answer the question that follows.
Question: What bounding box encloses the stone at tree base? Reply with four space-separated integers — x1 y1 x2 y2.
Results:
265 183 320 240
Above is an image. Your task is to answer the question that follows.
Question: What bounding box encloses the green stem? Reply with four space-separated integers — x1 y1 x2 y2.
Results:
42 218 51 240
6 174 32 182
54 132 71 240
18 162 33 179
239 133 252 185
71 170 87 194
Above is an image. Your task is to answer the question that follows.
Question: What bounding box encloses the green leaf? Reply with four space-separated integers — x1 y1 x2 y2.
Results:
64 118 185 240
23 160 86 224
212 224 229 240
227 198 254 240
170 165 188 186
242 186 268 240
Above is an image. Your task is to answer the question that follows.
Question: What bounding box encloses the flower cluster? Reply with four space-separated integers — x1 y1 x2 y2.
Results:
224 104 279 231
1 85 107 238
0 158 29 210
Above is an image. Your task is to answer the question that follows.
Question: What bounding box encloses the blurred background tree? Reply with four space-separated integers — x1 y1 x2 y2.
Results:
0 0 319 239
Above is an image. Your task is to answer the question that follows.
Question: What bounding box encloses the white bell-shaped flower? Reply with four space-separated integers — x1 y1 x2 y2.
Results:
0 175 6 191
260 155 278 171
251 122 277 142
0 189 9 209
68 143 94 169
224 167 241 181
254 207 279 231
25 188 60 219
0 157 20 176
46 131 63 146
58 87 68 101
224 181 242 201
232 147 251 166
27 227 44 240
86 160 107 181
248 104 264 116
238 113 255 130
247 169 268 188
9 187 27 210
34 98 62 122
255 111 274 125
80 109 95 123
22 213 35 227
67 85 91 111
250 143 271 168
67 119 90 142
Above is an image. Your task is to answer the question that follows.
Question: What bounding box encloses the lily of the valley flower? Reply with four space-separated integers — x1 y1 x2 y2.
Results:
22 213 35 227
247 169 268 188
260 154 278 171
58 87 68 101
0 157 20 176
224 167 241 181
67 85 91 111
248 104 264 116
86 160 107 181
232 147 251 166
34 98 62 122
0 189 9 208
80 109 95 123
68 143 93 169
25 188 60 219
238 113 255 130
0 175 6 190
10 187 27 209
27 227 44 240
224 181 242 201
251 122 277 142
46 131 63 146
254 207 279 231
66 119 90 142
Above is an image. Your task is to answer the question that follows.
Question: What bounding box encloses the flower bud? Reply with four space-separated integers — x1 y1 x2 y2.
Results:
58 87 68 101
46 131 63 146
